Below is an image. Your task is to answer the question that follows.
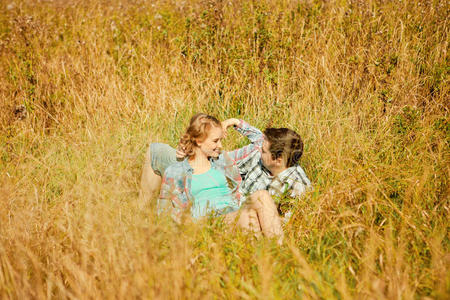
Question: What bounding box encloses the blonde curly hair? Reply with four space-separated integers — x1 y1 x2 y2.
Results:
178 113 221 158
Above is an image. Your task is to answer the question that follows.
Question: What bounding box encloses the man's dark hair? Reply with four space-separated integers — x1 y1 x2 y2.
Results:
263 128 303 168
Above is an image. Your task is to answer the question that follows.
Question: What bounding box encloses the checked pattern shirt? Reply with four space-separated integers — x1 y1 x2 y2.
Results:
228 120 311 201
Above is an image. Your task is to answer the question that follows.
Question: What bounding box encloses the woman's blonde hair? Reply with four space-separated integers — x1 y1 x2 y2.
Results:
179 113 221 158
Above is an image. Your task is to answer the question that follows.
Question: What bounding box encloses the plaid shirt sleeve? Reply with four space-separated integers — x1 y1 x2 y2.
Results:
158 165 189 221
219 152 244 206
289 166 312 198
227 120 264 166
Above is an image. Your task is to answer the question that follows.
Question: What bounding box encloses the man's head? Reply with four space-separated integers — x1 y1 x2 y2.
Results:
261 128 303 171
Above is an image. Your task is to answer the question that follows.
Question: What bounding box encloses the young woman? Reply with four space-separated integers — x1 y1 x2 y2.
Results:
156 113 283 239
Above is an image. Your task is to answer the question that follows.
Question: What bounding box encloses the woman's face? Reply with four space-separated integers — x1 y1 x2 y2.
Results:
197 125 224 158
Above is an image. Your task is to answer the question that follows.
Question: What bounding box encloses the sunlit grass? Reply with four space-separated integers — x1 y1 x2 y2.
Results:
0 0 448 298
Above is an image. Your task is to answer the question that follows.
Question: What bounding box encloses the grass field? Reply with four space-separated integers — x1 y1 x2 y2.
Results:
0 0 448 298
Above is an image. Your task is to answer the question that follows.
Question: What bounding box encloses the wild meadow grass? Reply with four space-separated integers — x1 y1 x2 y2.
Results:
0 0 448 298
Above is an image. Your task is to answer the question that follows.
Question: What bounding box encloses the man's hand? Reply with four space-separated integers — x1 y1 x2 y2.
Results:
221 118 240 137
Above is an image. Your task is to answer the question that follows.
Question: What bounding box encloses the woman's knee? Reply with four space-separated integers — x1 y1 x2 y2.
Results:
144 145 152 164
140 146 162 195
249 190 275 209
251 190 270 198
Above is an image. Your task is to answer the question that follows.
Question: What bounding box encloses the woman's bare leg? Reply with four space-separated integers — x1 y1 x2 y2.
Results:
224 208 262 236
139 146 162 208
246 209 262 234
248 190 283 240
224 191 283 242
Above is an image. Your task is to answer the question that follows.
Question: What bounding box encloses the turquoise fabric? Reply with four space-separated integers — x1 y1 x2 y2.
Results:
190 168 239 218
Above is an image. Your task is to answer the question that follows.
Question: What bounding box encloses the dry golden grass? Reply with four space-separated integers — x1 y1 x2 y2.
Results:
0 0 448 298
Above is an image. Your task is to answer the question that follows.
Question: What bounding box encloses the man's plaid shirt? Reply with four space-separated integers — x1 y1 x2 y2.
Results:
228 120 311 201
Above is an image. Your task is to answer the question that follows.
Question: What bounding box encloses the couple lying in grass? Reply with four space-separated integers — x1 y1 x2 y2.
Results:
141 113 311 241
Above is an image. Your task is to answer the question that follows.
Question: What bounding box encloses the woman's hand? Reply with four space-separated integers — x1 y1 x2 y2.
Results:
176 145 187 160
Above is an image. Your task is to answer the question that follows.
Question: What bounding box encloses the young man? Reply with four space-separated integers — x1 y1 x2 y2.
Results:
140 118 311 223
222 118 311 222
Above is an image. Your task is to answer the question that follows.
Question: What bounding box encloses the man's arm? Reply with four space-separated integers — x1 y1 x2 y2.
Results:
222 118 264 143
175 119 264 164
223 119 264 165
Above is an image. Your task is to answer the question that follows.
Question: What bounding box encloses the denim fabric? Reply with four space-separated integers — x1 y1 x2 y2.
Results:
150 143 177 176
